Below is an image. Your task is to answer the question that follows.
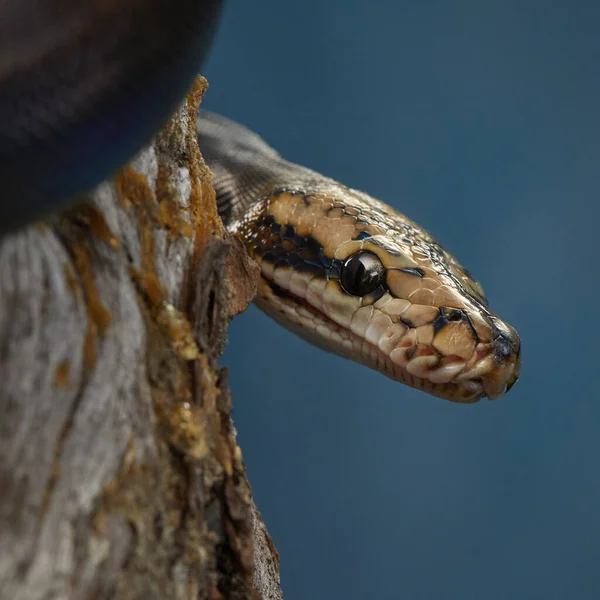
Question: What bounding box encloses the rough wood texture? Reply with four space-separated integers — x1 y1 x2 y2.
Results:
0 77 282 600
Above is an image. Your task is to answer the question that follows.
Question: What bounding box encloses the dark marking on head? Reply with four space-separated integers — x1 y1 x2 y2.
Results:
432 307 478 343
328 266 340 280
397 267 425 278
366 236 403 256
405 345 417 360
446 309 463 322
269 282 288 298
318 255 333 269
262 214 281 234
261 251 277 263
433 308 456 336
257 223 341 278
282 224 296 240
305 236 320 256
292 261 321 275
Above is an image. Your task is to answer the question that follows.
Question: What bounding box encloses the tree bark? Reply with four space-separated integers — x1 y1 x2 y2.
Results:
0 77 282 600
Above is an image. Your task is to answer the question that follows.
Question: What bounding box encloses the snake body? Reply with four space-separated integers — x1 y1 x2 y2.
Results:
198 111 521 402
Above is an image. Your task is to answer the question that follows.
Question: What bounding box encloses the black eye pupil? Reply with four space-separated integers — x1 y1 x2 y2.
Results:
340 251 385 296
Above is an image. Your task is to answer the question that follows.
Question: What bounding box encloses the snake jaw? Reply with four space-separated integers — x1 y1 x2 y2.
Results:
255 269 521 403
457 343 520 401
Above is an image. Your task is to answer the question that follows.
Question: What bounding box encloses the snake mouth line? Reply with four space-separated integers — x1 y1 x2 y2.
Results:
260 279 489 403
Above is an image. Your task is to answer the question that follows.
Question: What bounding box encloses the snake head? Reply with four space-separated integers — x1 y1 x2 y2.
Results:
241 188 521 403
197 111 521 402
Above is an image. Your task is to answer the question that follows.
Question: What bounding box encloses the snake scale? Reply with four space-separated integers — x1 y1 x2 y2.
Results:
0 0 521 402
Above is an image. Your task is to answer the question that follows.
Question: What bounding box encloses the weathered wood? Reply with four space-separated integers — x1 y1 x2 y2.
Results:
0 77 281 600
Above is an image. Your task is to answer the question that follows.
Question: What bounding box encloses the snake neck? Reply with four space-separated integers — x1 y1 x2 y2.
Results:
197 110 331 226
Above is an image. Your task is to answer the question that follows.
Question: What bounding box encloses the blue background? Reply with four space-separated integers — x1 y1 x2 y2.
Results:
204 2 600 599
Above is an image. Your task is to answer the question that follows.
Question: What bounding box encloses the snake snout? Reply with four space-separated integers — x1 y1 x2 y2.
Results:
480 321 521 400
492 320 521 361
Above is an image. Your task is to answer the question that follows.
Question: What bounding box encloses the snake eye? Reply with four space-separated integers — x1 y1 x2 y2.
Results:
340 251 385 296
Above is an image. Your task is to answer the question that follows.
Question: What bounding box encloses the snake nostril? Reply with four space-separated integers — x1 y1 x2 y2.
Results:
493 330 515 359
489 317 520 361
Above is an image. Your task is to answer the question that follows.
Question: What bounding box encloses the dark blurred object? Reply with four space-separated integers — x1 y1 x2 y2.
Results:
0 0 223 236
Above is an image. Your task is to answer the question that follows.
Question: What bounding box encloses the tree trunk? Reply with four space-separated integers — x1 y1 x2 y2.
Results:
0 77 282 600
